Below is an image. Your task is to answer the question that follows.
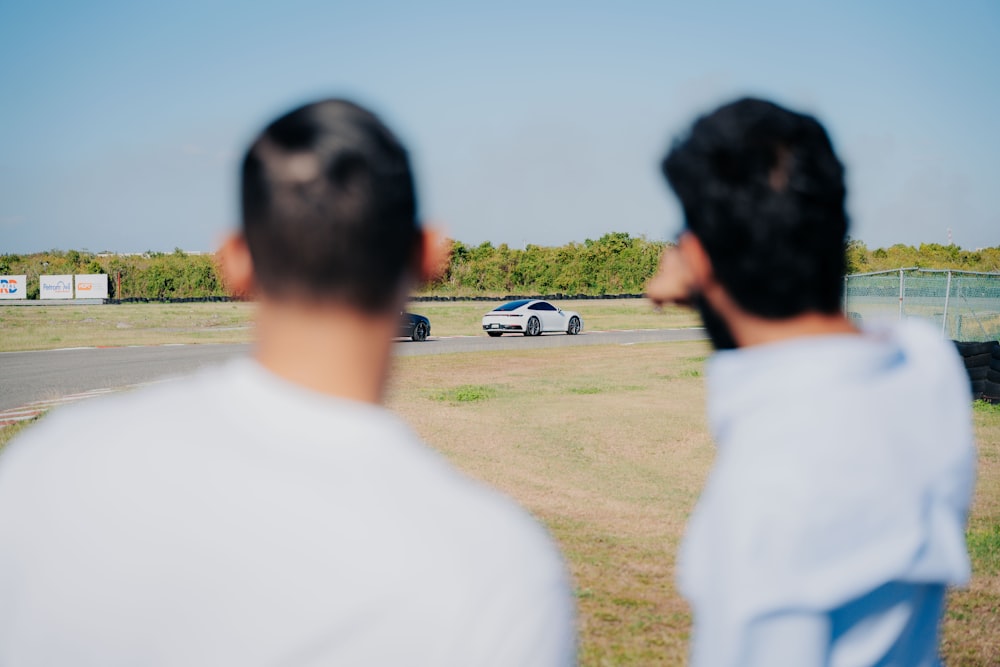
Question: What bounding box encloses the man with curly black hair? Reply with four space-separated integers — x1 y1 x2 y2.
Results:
648 98 974 666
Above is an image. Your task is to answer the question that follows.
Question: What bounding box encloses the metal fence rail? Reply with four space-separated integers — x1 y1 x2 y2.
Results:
844 268 1000 341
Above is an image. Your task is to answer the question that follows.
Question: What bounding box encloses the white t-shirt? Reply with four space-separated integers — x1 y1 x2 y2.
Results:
679 320 975 666
0 358 576 666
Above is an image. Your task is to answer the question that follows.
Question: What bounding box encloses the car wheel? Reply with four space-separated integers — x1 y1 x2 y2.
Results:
525 317 541 337
412 322 428 342
487 331 503 337
567 316 581 335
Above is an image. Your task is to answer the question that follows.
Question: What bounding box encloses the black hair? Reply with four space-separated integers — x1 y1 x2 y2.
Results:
241 99 419 311
662 97 848 317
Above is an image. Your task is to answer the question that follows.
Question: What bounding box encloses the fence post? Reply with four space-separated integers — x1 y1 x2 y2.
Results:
941 271 952 338
843 275 849 313
898 269 905 321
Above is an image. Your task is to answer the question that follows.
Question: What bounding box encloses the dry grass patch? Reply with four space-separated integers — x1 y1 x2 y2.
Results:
389 341 712 664
389 344 1000 666
942 401 1000 663
0 303 257 352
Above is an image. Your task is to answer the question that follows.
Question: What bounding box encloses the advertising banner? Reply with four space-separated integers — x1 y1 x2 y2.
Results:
0 275 27 300
40 275 74 299
74 274 109 299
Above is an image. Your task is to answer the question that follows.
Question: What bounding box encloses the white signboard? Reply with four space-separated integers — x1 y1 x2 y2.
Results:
74 274 109 299
40 275 74 300
0 275 27 300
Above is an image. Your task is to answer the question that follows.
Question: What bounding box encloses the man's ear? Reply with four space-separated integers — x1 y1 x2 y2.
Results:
677 231 715 292
647 230 712 308
217 232 256 299
679 231 738 316
416 226 451 284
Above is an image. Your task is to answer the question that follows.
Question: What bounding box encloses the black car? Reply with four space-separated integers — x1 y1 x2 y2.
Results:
399 312 431 341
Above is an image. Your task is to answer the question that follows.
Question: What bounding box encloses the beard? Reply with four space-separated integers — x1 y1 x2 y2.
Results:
694 294 739 351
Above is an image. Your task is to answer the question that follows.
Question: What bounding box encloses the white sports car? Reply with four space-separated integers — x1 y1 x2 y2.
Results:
481 299 583 337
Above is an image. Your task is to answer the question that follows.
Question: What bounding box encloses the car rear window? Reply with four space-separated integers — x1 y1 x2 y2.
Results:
493 299 531 312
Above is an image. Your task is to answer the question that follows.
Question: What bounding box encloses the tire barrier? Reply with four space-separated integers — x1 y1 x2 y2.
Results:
991 342 1000 403
954 341 997 356
964 353 994 369
968 366 989 381
107 296 235 304
955 339 1000 402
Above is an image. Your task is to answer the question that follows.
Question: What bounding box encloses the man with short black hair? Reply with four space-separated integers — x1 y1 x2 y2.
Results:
648 98 974 666
0 99 576 666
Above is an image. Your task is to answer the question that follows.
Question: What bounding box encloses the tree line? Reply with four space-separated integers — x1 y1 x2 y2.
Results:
2 235 998 300
0 249 223 300
845 240 1000 274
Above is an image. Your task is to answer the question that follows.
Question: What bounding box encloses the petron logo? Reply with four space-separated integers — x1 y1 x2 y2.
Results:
0 278 18 295
42 280 72 292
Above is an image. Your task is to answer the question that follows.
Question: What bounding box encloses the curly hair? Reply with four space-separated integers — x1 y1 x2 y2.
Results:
662 98 848 317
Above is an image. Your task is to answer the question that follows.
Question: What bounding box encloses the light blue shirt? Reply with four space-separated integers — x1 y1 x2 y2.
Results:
678 320 975 666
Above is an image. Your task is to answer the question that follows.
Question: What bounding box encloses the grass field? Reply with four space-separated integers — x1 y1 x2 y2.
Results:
388 342 712 663
0 302 258 352
1 304 997 663
385 344 1000 665
0 299 699 352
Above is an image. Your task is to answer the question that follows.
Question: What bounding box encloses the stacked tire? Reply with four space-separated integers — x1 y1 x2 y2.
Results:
988 343 1000 402
954 340 1000 400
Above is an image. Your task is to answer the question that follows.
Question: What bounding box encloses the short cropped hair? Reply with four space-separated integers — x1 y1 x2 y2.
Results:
662 98 848 317
241 99 419 311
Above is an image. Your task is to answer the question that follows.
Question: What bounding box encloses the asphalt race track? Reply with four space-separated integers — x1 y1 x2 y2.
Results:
0 344 251 412
0 328 707 412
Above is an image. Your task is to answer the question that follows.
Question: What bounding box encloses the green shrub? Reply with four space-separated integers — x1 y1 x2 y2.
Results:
432 385 498 403
967 526 1000 575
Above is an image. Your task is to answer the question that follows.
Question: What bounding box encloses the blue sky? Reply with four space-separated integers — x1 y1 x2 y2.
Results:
1 0 998 253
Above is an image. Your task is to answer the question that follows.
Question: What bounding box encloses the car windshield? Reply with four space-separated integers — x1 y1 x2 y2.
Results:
493 299 532 312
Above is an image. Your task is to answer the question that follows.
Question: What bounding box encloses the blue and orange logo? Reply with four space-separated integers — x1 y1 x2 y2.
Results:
0 278 18 295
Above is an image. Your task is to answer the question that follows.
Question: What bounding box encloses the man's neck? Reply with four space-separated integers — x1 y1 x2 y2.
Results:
702 282 858 349
732 310 858 348
252 298 398 404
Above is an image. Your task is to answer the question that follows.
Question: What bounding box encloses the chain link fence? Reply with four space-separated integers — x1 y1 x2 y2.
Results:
844 268 1000 342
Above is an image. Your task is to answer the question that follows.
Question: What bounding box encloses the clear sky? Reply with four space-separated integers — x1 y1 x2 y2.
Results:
1 0 998 254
